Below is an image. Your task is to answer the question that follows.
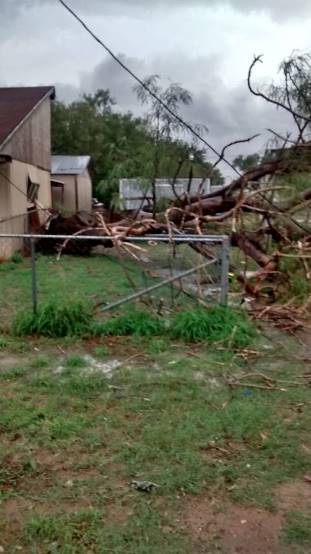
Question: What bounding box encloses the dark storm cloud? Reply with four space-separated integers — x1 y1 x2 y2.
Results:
64 52 294 162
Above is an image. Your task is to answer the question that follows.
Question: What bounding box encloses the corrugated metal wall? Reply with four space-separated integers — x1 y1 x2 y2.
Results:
119 178 211 210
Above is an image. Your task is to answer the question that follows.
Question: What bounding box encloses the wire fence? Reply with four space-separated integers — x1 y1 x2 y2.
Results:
0 232 229 320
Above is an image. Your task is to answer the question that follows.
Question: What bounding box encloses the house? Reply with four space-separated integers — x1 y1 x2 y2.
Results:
0 86 55 258
119 178 211 210
51 155 93 214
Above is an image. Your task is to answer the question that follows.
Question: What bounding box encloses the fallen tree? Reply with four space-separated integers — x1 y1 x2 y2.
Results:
37 53 311 307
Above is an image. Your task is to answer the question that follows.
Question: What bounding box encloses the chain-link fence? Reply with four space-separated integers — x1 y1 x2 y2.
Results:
0 233 229 321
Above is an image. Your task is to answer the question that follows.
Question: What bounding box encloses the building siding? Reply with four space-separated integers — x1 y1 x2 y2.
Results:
119 178 211 210
1 97 51 171
0 160 51 258
52 171 92 214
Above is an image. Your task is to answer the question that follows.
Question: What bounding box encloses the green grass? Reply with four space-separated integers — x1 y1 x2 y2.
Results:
0 254 310 552
65 353 86 368
0 337 8 349
93 346 110 358
0 335 310 552
0 254 145 328
283 512 311 545
92 306 256 347
13 302 93 337
24 505 186 554
170 306 256 347
93 310 166 337
10 252 23 264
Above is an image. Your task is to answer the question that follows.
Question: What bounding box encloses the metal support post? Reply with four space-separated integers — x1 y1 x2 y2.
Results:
30 239 38 315
220 237 230 305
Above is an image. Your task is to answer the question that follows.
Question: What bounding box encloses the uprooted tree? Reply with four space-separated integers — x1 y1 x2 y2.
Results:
47 52 311 309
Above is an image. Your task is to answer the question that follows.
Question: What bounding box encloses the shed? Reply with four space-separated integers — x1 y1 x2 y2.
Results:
51 155 93 214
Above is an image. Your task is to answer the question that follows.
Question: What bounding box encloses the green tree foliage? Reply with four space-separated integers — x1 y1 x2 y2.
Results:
233 153 261 172
271 53 311 123
52 86 224 209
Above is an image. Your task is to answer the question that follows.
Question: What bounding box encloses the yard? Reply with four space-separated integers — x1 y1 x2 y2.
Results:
0 254 310 553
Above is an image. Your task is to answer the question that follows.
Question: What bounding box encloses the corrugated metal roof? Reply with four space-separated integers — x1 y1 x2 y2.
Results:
51 155 91 175
0 86 55 149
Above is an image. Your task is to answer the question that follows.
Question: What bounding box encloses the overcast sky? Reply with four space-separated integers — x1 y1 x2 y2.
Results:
1 0 311 176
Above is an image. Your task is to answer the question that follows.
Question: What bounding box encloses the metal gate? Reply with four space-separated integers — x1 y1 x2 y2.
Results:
0 233 230 316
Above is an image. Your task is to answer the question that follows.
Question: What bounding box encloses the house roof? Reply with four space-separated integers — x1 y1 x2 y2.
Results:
51 155 92 175
0 86 55 150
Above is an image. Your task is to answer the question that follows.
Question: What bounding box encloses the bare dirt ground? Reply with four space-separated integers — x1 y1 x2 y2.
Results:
184 479 311 553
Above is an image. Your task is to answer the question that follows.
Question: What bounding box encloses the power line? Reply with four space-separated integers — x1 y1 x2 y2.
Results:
0 207 44 226
0 171 47 216
0 170 31 201
57 0 241 177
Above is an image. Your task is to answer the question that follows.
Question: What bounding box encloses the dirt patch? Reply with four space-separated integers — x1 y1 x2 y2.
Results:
214 506 288 554
277 479 311 513
2 494 95 522
184 496 291 554
0 355 22 370
184 479 311 553
105 501 133 525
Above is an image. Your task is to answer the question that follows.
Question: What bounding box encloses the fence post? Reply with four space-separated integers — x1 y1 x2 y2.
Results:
30 238 38 315
220 237 230 306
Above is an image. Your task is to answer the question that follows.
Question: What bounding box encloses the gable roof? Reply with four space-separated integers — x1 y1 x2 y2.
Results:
52 155 92 175
0 86 55 150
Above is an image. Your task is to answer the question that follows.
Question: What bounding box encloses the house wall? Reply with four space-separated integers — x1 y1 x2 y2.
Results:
77 172 92 213
0 159 51 258
1 96 51 171
52 171 92 214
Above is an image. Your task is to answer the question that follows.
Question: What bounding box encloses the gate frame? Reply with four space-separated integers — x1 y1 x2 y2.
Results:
0 233 230 312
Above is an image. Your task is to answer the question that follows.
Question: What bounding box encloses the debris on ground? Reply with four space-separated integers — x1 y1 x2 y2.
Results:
130 480 159 493
250 305 306 333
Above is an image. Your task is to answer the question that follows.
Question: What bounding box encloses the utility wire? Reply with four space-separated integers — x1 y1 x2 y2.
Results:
0 171 47 216
0 171 31 201
57 0 241 177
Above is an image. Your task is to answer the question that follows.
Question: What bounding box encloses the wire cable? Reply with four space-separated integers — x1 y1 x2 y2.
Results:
0 171 47 216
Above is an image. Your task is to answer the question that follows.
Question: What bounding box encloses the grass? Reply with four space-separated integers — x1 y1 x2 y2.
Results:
92 310 166 337
92 306 256 347
0 254 310 552
283 512 311 545
65 353 86 368
13 302 93 337
170 305 256 347
0 328 310 552
0 254 145 328
11 289 255 349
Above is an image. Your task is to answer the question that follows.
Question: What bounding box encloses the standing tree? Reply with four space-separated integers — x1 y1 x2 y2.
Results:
233 153 261 172
134 75 210 215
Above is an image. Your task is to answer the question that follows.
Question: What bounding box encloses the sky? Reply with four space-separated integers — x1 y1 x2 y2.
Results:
1 0 311 177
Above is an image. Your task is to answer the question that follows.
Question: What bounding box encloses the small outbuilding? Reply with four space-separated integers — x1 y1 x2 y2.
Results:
51 155 93 214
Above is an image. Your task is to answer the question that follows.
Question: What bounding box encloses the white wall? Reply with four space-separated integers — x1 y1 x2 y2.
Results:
120 178 211 210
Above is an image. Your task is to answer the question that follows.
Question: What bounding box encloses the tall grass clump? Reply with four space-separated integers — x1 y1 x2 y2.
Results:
13 302 93 337
92 310 165 337
170 306 256 347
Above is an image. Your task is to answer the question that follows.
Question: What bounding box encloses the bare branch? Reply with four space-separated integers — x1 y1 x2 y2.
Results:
248 55 311 123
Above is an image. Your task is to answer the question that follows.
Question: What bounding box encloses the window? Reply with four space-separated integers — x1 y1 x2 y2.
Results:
27 176 40 203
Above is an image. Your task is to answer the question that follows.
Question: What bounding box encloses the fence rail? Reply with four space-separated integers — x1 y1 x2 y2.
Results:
0 233 230 315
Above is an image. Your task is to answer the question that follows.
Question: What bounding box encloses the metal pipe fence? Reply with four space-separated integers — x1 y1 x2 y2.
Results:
0 233 230 315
